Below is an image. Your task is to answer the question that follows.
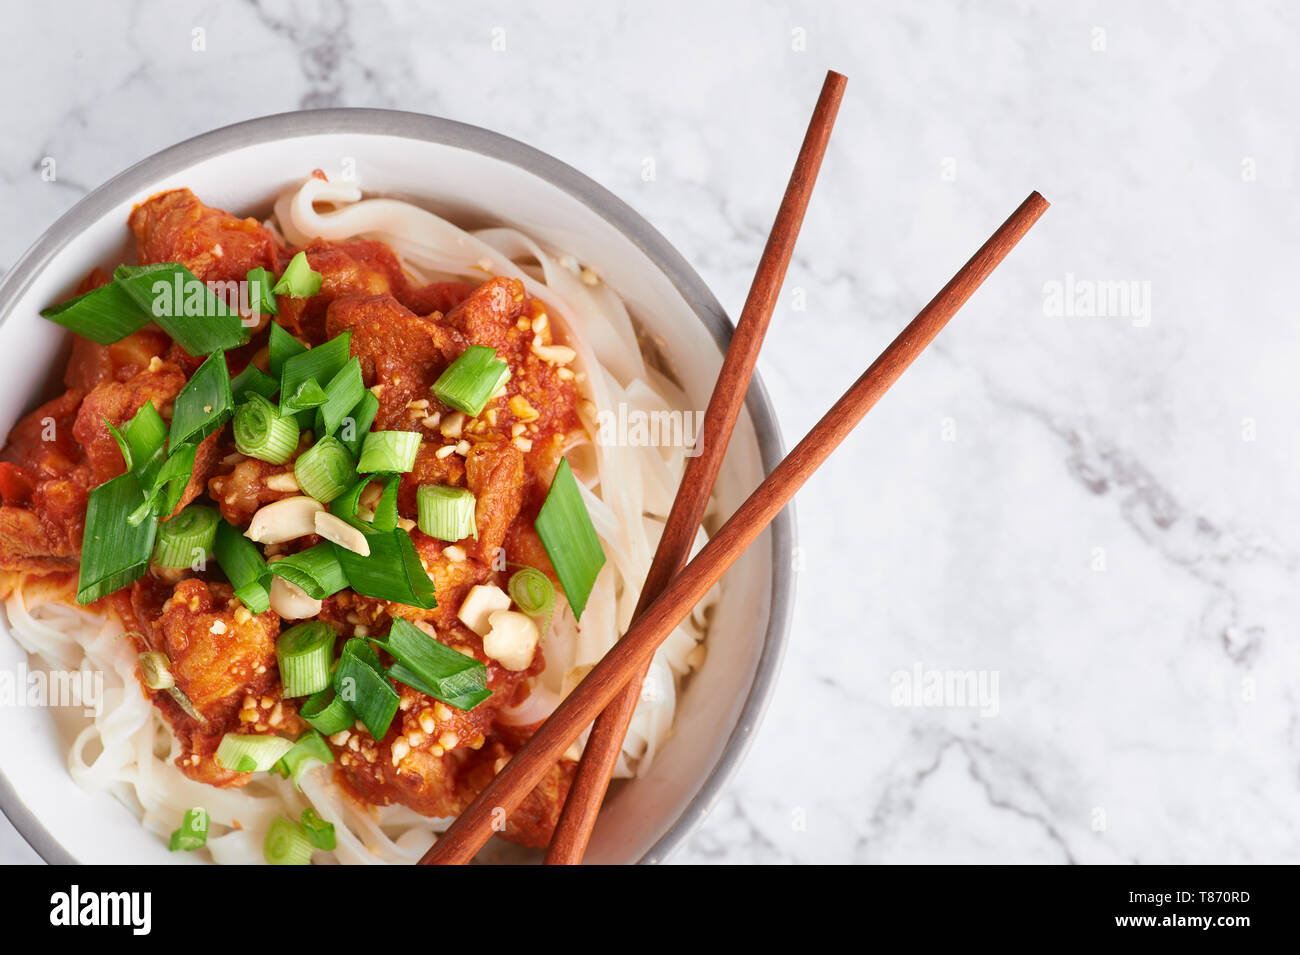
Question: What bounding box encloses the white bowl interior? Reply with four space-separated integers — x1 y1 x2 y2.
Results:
0 127 779 864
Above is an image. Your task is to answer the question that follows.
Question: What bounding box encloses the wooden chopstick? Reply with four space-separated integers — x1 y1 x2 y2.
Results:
543 69 848 866
420 190 1050 865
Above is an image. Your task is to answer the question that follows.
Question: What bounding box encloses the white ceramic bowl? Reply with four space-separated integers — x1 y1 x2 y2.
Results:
0 110 794 864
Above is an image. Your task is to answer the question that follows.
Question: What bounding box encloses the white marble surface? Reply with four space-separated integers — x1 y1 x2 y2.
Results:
3 0 1298 864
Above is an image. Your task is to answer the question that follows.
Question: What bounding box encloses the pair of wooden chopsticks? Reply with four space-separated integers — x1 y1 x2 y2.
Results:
420 69 1048 865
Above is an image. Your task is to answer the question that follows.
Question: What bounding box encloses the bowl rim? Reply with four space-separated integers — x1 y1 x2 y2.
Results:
0 108 796 865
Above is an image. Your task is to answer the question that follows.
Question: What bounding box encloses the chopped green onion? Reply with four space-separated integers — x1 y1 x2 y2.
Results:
331 528 436 609
145 661 211 726
300 808 336 850
281 331 350 407
167 686 206 724
268 322 307 379
153 504 219 569
339 389 379 459
40 281 152 344
168 808 209 852
215 733 294 773
129 441 196 525
330 475 398 532
334 638 400 739
124 402 168 465
272 251 323 298
275 729 334 789
384 669 488 711
535 458 605 621
264 815 314 865
269 542 349 599
314 357 365 438
375 619 490 711
508 567 555 631
276 621 337 698
105 401 168 489
371 475 400 532
214 518 271 614
388 663 491 711
329 477 371 527
77 472 157 604
356 430 421 474
105 420 136 470
114 263 250 356
431 345 510 417
231 362 279 401
233 583 271 616
294 435 356 503
169 350 234 447
233 393 299 464
245 267 279 316
138 651 175 690
417 484 477 542
300 686 353 735
280 377 328 414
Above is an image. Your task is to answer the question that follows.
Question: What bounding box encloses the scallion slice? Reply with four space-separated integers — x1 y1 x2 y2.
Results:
334 638 399 739
264 815 314 865
300 686 353 735
331 528 436 609
280 331 350 407
269 542 349 599
138 651 175 690
314 357 365 438
276 621 337 698
339 389 379 459
374 618 490 711
245 266 279 316
508 566 555 630
271 251 323 298
77 472 157 604
233 393 299 465
330 474 398 532
386 670 488 710
356 430 421 474
114 401 168 479
215 733 294 773
214 518 271 614
300 808 336 850
280 377 328 414
294 435 356 503
128 441 196 525
113 263 250 355
431 345 510 417
167 686 206 724
328 477 372 526
416 484 477 541
275 729 334 789
153 505 219 570
231 362 279 401
371 474 400 532
535 458 605 621
170 350 234 447
106 402 168 500
40 281 152 344
168 807 209 852
125 401 169 460
268 322 307 379
388 666 492 712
